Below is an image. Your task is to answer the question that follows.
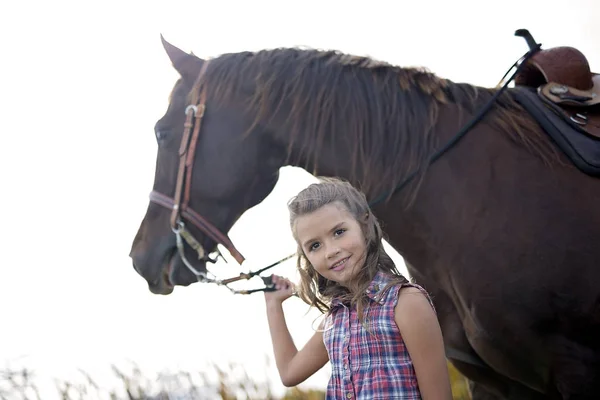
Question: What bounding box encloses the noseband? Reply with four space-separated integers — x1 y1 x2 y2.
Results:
148 61 290 294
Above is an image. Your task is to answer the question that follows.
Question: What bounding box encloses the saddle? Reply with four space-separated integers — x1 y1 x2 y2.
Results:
510 30 600 176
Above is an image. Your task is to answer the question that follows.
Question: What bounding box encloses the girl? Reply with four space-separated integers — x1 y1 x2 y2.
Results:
265 177 452 399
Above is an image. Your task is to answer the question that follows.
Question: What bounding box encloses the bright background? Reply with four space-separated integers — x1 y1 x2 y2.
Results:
1 0 598 397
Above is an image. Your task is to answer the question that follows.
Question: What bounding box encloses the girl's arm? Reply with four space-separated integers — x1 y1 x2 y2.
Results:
395 287 453 400
265 275 329 387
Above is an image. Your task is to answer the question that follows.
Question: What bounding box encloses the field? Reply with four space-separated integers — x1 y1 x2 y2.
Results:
1 360 470 399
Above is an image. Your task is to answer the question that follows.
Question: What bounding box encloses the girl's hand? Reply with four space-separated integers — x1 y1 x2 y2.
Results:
264 274 296 305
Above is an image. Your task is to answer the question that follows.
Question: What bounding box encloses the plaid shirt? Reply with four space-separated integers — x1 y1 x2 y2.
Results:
323 271 433 399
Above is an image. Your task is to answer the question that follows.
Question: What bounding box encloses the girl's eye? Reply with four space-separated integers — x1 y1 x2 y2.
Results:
334 228 346 236
309 242 320 251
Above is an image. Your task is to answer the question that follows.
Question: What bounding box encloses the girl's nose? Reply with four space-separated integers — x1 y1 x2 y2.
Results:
326 246 341 259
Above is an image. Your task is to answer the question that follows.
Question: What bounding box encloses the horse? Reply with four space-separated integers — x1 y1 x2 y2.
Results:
129 36 600 399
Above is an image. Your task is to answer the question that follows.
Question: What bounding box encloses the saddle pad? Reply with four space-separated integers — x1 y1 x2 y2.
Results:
512 87 600 176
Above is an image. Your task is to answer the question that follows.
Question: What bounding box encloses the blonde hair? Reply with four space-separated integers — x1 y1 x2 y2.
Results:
287 177 408 320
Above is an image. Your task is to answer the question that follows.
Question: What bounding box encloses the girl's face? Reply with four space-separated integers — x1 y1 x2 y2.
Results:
295 202 367 287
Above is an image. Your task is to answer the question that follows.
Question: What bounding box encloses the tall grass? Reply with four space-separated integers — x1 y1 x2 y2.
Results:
0 360 470 399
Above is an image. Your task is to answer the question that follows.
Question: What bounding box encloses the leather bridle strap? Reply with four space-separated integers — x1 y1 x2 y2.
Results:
170 61 208 230
150 60 246 266
149 191 244 263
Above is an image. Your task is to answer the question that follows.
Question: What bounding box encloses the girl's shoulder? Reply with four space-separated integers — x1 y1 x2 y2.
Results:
396 281 436 313
382 278 435 312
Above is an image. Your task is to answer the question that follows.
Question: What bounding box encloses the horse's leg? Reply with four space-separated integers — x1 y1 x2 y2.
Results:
437 298 541 400
546 334 600 399
406 265 547 400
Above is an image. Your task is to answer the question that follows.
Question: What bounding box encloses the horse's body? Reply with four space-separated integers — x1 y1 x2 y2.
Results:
130 38 600 399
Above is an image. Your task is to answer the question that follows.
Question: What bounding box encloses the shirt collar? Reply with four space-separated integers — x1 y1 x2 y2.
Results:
330 271 390 308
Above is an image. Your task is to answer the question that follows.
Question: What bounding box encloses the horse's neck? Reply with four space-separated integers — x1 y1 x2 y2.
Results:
279 101 476 265
373 102 512 270
275 96 461 196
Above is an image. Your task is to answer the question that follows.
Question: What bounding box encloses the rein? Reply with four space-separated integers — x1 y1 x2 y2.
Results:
369 30 541 206
149 29 541 295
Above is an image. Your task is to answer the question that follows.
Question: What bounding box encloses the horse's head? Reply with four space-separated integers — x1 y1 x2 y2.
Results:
130 38 283 294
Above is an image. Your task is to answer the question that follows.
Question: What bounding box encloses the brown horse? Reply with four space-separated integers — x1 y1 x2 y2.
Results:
129 36 600 399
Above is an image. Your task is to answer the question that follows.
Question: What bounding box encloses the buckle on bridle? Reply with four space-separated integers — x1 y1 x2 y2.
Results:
185 105 198 116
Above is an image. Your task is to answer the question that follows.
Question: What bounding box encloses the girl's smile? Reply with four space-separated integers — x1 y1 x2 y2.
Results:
330 256 349 271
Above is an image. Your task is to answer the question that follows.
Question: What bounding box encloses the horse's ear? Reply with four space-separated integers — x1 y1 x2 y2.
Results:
160 34 204 83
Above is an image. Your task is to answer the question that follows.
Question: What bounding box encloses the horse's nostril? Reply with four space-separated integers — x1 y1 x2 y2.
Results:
132 261 143 276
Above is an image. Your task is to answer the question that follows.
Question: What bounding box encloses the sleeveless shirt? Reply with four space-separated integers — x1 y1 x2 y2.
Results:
323 271 434 399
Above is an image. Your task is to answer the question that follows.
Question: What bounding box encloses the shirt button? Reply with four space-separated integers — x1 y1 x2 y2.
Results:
346 393 353 399
344 363 348 369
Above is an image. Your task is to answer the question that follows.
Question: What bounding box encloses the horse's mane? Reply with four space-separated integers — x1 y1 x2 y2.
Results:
197 47 562 199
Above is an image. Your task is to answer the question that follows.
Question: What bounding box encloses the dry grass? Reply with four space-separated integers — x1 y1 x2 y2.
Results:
448 361 471 400
0 360 470 399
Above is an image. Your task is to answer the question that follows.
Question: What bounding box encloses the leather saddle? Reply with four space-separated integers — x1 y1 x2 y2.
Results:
510 30 600 176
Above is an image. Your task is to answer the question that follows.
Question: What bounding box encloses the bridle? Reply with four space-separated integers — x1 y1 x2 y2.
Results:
149 61 291 294
148 29 541 296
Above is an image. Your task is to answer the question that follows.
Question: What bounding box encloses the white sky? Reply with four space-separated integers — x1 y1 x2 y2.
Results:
0 0 598 397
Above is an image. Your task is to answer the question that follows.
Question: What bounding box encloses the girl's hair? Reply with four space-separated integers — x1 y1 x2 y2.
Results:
287 177 408 319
